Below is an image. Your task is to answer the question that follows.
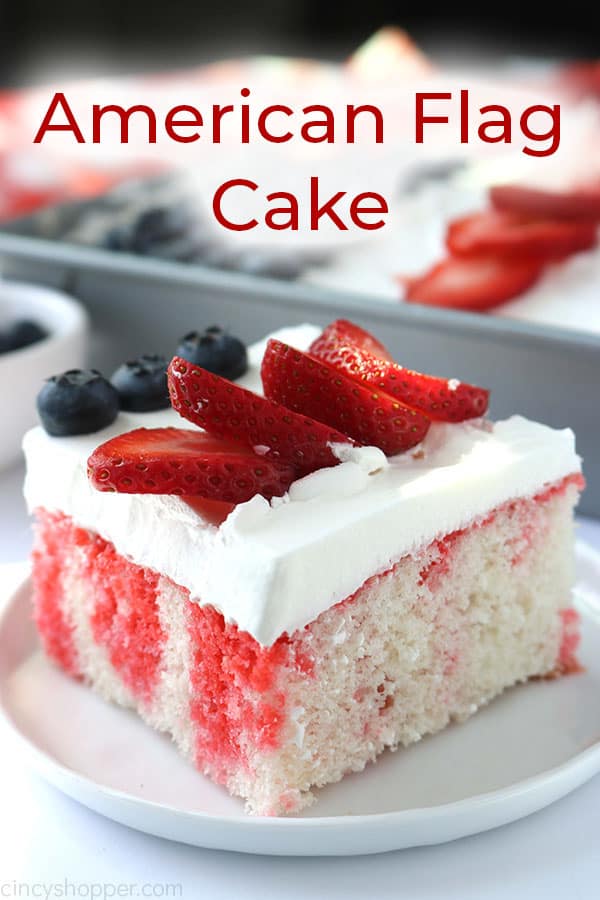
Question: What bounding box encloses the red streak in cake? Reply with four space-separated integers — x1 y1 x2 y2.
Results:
559 608 581 667
187 601 314 778
84 537 165 704
534 473 585 503
32 510 166 704
31 511 81 678
553 607 585 677
418 531 465 589
32 508 316 780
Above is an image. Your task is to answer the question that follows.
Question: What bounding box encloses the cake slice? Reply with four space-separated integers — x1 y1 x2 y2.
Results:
24 322 583 815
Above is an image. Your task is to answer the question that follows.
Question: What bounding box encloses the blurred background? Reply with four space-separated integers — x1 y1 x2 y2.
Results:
1 0 599 85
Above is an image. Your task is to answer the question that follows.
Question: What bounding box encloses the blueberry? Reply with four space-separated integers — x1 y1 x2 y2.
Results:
110 354 170 412
104 225 133 252
130 206 196 254
0 319 49 353
37 370 120 436
175 327 248 380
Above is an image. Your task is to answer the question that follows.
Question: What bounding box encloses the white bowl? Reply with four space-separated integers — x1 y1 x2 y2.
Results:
0 281 89 471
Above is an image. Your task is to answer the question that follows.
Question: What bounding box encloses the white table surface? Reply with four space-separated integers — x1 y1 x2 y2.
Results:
1 460 599 899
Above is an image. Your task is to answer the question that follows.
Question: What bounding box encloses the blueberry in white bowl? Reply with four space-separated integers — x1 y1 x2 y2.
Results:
111 354 170 412
130 205 198 254
0 319 49 353
37 370 119 436
0 282 88 470
0 319 49 355
175 327 248 380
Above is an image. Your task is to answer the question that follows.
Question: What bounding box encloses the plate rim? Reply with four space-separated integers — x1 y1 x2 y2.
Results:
2 541 600 853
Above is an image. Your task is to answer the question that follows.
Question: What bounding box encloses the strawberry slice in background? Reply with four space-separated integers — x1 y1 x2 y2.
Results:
402 255 545 311
490 184 600 222
556 60 600 102
261 340 430 455
168 357 352 477
310 324 488 422
88 427 296 502
446 210 597 260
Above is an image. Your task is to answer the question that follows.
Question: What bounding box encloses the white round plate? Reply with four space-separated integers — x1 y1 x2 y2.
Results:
1 542 600 856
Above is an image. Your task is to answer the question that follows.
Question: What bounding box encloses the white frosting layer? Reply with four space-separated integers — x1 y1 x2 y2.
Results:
23 325 581 646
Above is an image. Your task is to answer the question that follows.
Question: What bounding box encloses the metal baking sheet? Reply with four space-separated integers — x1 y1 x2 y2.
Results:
0 228 598 516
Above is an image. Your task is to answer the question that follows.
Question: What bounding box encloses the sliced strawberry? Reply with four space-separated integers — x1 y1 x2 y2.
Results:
261 340 430 455
87 427 296 502
168 357 351 476
446 210 597 260
309 328 488 422
557 61 600 102
312 319 394 362
402 255 544 311
490 184 600 223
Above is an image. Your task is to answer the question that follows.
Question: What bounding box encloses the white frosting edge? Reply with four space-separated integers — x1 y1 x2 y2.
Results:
23 324 581 646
